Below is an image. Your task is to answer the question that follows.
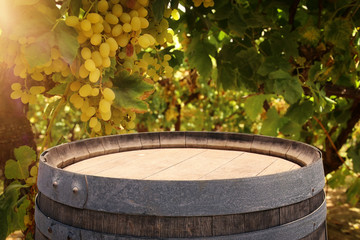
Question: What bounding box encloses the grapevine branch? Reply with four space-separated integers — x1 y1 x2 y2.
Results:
313 116 345 164
41 83 71 152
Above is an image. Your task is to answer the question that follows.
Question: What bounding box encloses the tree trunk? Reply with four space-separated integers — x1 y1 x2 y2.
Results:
0 65 36 181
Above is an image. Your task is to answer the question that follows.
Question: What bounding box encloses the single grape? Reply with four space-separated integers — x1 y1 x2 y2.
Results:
65 16 79 27
87 13 102 24
94 121 102 132
11 83 22 91
131 17 141 31
99 99 111 113
137 7 148 18
106 37 118 51
29 86 45 95
81 47 92 60
89 68 101 83
92 22 104 34
84 59 96 72
70 93 84 109
89 117 98 128
90 33 102 46
117 34 129 47
105 13 119 25
164 54 171 61
138 35 150 48
102 57 111 68
103 88 115 101
101 110 112 121
85 106 96 117
91 88 100 96
112 4 123 17
80 19 92 31
122 23 132 33
119 13 131 23
97 0 109 12
91 51 103 67
102 21 112 33
10 90 22 99
99 42 110 57
79 64 90 78
79 84 92 97
70 80 82 92
111 24 123 37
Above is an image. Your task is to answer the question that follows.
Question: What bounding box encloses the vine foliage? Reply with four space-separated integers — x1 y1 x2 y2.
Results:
1 0 360 239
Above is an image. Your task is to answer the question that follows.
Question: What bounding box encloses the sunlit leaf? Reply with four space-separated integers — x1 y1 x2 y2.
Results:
5 146 36 180
54 21 79 64
112 71 154 111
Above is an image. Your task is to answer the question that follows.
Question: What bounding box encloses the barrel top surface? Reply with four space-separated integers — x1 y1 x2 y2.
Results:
63 148 301 180
37 132 325 216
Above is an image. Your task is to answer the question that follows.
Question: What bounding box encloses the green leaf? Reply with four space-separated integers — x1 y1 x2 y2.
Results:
0 181 27 239
151 0 168 22
269 70 303 104
187 36 216 79
324 18 352 50
47 83 68 95
23 39 51 69
285 100 314 125
70 0 81 16
5 146 36 180
346 178 360 206
244 95 267 121
257 56 291 77
217 63 236 90
326 165 349 188
54 21 79 64
112 71 154 110
280 120 301 140
228 10 247 38
348 144 360 173
261 107 286 136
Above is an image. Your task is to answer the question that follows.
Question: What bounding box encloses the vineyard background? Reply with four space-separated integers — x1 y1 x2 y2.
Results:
1 0 360 239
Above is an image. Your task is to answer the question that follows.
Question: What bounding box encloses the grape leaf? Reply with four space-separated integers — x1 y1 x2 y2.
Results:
228 10 247 38
324 18 352 50
8 198 30 233
257 56 291 77
23 39 51 69
47 83 68 95
5 146 36 180
187 35 216 79
348 144 360 173
217 63 237 90
0 181 27 239
54 21 79 64
346 178 360 206
280 120 301 140
244 94 267 121
285 100 314 125
261 107 286 136
269 70 303 104
112 71 154 111
151 0 168 22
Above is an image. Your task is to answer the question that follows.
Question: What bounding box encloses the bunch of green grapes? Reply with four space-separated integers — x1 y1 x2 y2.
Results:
64 0 177 134
2 0 178 135
192 0 214 8
0 34 70 104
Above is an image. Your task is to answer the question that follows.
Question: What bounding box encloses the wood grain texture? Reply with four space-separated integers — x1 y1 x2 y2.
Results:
64 148 301 180
36 191 325 238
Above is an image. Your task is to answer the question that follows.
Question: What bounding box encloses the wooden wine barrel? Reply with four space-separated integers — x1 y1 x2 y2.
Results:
35 132 327 240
